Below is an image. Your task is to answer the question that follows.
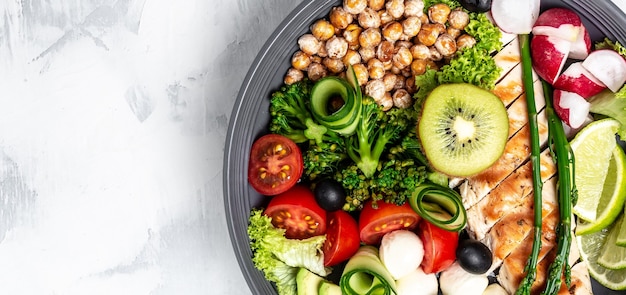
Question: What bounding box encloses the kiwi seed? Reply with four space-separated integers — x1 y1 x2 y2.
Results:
418 83 509 177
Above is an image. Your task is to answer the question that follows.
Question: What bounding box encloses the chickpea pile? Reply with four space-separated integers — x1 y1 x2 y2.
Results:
284 0 477 110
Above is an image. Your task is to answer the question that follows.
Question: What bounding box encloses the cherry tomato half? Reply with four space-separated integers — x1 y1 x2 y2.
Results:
264 185 327 239
323 210 360 267
358 201 421 245
418 219 459 274
248 134 304 196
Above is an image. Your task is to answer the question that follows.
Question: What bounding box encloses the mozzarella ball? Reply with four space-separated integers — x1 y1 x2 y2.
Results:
379 230 424 280
439 262 489 295
396 267 438 295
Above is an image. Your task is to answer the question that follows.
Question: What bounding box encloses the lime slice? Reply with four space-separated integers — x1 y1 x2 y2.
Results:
598 214 626 269
618 208 626 247
577 228 626 290
576 144 626 235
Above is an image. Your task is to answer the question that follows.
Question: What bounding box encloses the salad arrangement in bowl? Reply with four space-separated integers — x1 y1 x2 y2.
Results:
225 0 626 294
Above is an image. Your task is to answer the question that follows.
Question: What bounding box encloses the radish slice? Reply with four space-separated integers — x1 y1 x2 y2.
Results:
531 8 582 42
554 89 591 129
581 49 626 92
553 62 606 99
569 25 592 60
491 0 540 34
531 35 571 84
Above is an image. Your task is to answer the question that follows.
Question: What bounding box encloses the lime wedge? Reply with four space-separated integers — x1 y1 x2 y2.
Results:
576 144 626 235
571 118 620 222
598 214 626 270
577 228 626 290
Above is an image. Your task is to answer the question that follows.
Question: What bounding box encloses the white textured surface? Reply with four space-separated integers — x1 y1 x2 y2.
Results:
0 1 624 294
0 0 301 294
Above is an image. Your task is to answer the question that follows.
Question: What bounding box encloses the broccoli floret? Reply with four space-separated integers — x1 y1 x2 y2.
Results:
335 159 427 211
303 130 349 181
346 98 416 178
269 80 328 144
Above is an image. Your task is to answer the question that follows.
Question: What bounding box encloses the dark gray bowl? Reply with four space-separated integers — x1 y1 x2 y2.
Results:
224 0 626 294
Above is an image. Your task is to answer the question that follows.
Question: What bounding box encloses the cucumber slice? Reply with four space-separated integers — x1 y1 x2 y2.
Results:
296 267 324 295
340 246 398 295
319 281 342 295
310 76 361 135
408 182 467 232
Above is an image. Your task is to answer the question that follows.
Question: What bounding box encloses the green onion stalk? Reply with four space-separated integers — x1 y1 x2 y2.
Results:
540 81 577 295
515 33 544 295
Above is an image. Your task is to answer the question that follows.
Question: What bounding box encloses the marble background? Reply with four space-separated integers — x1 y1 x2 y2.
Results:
0 0 624 294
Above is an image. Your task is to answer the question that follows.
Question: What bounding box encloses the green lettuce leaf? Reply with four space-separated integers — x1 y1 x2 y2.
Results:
589 87 626 138
248 209 328 295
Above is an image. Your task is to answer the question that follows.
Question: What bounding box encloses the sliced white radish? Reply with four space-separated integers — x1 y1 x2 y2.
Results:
569 24 592 59
581 49 626 92
531 8 582 42
531 35 571 84
490 0 540 34
553 62 606 98
554 89 591 129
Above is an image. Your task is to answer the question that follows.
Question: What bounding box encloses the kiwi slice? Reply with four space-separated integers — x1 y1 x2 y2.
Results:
418 83 509 177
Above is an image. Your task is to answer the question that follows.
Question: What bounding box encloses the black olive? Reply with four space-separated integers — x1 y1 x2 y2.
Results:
456 238 493 274
459 0 492 13
314 179 345 211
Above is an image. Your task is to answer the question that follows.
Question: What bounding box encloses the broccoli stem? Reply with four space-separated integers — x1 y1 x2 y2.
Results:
515 34 543 295
540 81 576 295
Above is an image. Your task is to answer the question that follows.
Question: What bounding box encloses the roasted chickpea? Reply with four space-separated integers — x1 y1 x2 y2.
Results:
395 40 412 49
382 72 398 91
358 7 381 29
359 27 382 48
382 59 393 71
401 66 412 77
410 44 430 59
310 54 322 64
343 0 368 14
449 8 470 30
418 13 429 25
378 10 394 25
428 3 451 24
417 23 444 46
392 89 412 108
352 63 369 86
298 34 321 56
405 75 417 94
402 16 422 38
323 57 345 73
307 62 327 81
343 49 362 66
326 36 349 59
447 27 462 39
291 51 311 70
410 59 428 75
392 46 413 69
382 21 403 42
404 0 425 17
376 40 395 62
435 34 457 57
365 79 386 102
394 74 406 89
311 19 335 41
359 46 376 62
317 41 328 58
329 6 353 30
368 0 385 11
385 0 405 19
343 24 363 50
429 46 443 61
379 92 394 111
457 34 477 49
284 67 304 85
367 58 385 80
390 65 402 75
